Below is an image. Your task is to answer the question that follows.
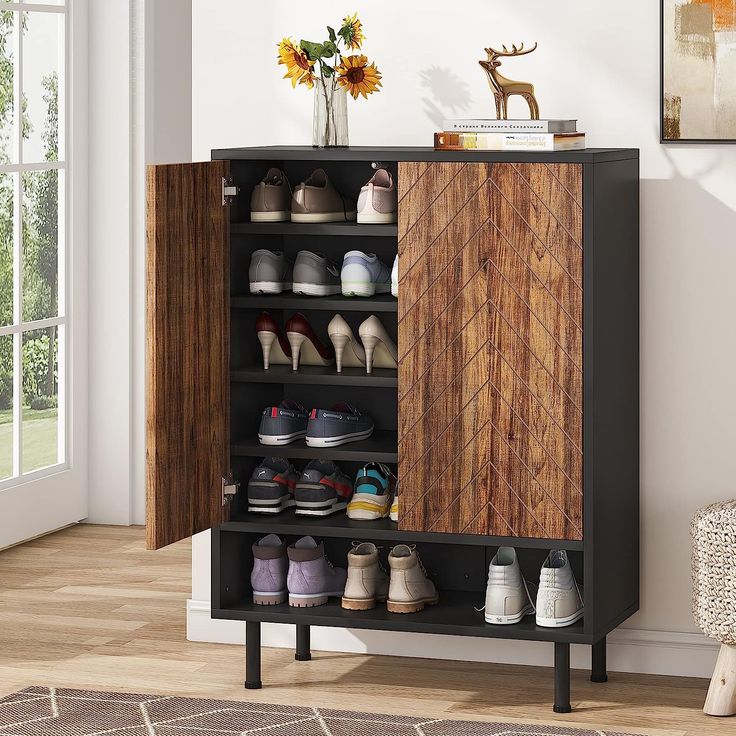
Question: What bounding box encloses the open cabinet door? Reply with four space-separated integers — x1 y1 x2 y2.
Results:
146 161 231 550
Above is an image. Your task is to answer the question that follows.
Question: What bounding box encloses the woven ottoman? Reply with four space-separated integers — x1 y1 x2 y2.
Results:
692 500 736 716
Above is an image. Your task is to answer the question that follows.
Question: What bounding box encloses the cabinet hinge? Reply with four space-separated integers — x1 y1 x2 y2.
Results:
222 474 239 506
222 177 239 206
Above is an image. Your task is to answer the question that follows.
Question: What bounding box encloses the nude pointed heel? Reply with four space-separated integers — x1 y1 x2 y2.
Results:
286 332 305 371
257 331 276 370
358 315 398 375
361 333 379 374
331 333 350 373
327 314 366 373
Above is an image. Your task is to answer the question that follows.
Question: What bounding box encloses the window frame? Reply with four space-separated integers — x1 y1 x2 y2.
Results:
0 0 68 489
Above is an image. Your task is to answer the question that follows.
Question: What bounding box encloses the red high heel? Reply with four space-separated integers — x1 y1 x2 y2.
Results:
255 312 292 370
284 313 335 371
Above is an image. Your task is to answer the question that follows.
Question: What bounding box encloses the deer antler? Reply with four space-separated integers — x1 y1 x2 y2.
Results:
485 42 538 60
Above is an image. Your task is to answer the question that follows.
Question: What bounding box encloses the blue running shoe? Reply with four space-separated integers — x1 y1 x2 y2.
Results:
347 462 394 520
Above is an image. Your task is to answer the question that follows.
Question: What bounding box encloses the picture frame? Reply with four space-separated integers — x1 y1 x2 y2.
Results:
661 0 736 144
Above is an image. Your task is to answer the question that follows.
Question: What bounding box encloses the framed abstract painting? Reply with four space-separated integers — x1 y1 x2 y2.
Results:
661 0 736 142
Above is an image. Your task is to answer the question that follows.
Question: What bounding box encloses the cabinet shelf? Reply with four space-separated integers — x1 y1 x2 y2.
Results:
231 365 397 388
231 221 397 237
231 293 397 313
231 431 398 463
213 591 591 644
222 509 584 551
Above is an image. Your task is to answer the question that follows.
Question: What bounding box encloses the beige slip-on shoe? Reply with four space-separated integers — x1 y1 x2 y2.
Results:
291 168 356 223
250 167 291 222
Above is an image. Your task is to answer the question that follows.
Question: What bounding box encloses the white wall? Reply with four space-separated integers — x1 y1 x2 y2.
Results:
189 0 736 674
87 0 191 525
87 0 135 524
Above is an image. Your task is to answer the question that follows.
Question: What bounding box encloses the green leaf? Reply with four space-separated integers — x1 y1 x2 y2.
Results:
327 26 337 42
321 40 338 58
300 39 324 61
321 64 334 77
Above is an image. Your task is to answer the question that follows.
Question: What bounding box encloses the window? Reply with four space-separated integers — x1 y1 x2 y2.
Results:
0 1 65 484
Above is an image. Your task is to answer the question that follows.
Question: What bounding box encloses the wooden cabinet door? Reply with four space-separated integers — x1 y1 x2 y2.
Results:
146 162 231 550
397 161 583 541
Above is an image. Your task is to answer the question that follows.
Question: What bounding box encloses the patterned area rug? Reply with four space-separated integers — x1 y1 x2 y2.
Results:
0 687 644 735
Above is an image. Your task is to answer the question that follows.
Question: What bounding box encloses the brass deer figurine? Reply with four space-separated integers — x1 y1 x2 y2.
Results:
479 42 540 120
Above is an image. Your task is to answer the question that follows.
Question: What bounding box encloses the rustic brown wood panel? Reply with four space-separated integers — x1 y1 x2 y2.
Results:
146 162 230 550
397 161 583 540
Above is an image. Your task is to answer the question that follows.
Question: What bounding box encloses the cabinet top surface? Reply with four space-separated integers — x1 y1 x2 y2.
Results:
211 145 640 164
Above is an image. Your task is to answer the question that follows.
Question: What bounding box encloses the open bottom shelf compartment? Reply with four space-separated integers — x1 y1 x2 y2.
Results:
213 592 590 644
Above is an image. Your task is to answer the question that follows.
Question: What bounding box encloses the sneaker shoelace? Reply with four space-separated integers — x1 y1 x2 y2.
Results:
474 577 537 614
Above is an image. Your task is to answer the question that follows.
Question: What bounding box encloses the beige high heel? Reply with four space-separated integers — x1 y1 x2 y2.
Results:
327 314 366 373
255 312 292 370
358 315 398 374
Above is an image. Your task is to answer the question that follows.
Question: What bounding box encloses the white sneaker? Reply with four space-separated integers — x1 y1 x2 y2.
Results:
341 251 391 297
535 550 584 628
390 482 399 522
357 168 397 224
391 255 398 297
483 547 535 625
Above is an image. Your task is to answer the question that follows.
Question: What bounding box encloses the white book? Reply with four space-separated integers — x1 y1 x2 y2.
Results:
443 119 577 134
502 133 585 151
434 131 586 152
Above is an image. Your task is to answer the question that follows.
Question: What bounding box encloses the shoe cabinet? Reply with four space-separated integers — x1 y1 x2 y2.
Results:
146 146 639 713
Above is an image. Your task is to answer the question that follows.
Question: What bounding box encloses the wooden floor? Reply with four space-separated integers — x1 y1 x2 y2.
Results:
0 524 722 736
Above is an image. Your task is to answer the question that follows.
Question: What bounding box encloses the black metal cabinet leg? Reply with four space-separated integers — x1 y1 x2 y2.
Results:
245 621 262 689
553 642 572 713
295 624 311 661
591 636 608 683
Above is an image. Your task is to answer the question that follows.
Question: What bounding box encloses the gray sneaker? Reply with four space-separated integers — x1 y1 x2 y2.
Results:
305 402 374 448
357 168 397 224
258 400 309 445
247 457 299 514
249 250 293 294
294 460 353 516
341 251 392 297
291 168 356 223
292 251 341 296
250 167 291 222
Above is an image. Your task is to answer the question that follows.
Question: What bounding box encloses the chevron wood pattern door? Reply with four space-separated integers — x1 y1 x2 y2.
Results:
397 161 583 541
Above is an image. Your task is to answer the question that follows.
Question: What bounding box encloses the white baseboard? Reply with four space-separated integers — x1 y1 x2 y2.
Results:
187 599 718 679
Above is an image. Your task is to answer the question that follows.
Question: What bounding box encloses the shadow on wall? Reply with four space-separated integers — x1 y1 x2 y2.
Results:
419 67 473 128
638 149 736 633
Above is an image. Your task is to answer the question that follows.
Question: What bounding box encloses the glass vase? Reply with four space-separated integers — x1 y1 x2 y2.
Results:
313 78 349 147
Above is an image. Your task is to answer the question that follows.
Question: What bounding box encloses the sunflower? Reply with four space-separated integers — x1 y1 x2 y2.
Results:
277 38 316 89
341 13 365 50
336 55 382 99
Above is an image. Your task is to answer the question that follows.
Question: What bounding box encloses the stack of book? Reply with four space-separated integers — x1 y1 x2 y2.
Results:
435 119 584 152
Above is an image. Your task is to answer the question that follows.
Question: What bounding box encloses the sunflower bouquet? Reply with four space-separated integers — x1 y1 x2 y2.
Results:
277 13 382 146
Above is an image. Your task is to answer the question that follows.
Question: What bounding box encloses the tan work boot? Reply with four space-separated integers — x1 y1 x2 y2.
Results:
387 544 439 613
341 542 389 610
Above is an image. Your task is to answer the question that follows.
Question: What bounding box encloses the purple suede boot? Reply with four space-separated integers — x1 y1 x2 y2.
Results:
250 534 288 605
287 536 347 607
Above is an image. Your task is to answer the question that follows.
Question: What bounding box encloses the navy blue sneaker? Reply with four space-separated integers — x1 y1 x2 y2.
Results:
305 403 374 448
258 400 309 445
